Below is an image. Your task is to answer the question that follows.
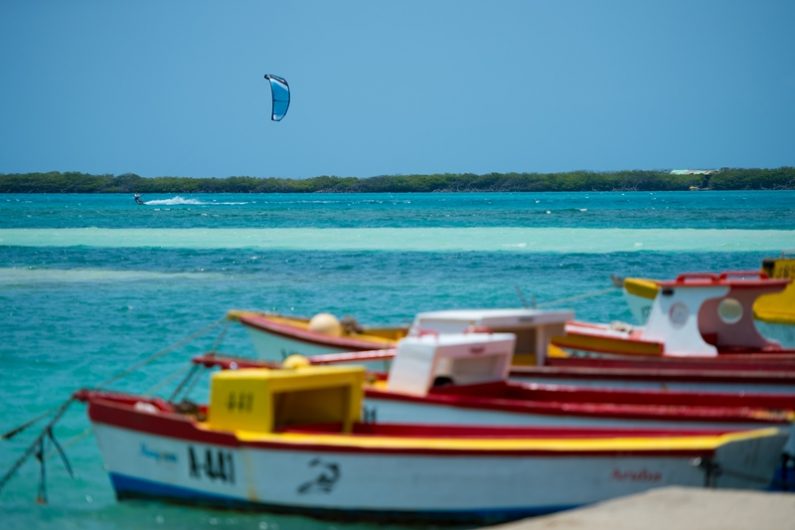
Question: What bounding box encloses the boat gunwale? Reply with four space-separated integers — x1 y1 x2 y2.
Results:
364 382 794 424
81 391 773 457
236 312 396 351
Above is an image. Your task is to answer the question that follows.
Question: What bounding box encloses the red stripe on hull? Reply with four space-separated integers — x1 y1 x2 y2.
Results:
365 385 791 425
511 365 795 386
238 314 388 351
83 392 720 458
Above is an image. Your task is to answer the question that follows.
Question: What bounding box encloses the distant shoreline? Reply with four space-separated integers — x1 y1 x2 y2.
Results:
1 168 794 193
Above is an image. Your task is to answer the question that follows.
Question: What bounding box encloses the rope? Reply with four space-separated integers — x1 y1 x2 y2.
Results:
2 407 61 441
537 286 618 308
167 364 201 403
514 286 530 309
163 321 229 403
180 363 211 401
35 438 46 504
144 363 195 397
46 427 73 479
94 317 226 390
44 426 92 459
0 397 74 496
208 320 230 353
0 317 228 500
1 317 226 443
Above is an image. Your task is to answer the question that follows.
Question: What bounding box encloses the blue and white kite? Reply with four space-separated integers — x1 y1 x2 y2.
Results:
264 74 290 121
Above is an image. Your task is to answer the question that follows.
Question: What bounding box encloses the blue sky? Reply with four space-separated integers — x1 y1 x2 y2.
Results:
1 1 793 179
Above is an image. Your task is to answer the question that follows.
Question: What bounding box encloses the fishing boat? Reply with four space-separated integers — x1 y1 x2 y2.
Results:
231 307 572 367
227 309 407 360
235 306 795 394
234 294 795 370
555 271 795 360
194 334 795 461
75 365 787 523
623 258 795 347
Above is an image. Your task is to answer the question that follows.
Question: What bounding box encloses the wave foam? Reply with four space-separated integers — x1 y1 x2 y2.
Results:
143 196 249 206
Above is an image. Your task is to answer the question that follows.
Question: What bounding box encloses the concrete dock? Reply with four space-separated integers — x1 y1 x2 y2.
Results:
490 487 795 530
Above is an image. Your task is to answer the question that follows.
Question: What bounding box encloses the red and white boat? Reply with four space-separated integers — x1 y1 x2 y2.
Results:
239 306 795 394
193 332 795 485
227 309 406 360
197 335 795 422
557 271 795 360
623 259 795 348
76 365 787 523
233 298 795 367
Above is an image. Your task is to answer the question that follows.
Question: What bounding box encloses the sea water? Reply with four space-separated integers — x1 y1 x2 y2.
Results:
1 191 793 530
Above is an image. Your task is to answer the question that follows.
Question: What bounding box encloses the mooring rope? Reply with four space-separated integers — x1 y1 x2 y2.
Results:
0 316 229 500
44 426 93 457
144 362 196 398
2 407 61 441
166 364 202 403
536 286 620 308
94 316 226 390
0 398 74 496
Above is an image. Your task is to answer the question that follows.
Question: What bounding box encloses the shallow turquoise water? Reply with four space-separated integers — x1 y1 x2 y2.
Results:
0 191 793 529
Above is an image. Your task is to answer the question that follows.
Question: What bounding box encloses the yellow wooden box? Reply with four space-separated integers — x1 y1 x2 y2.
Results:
207 366 365 434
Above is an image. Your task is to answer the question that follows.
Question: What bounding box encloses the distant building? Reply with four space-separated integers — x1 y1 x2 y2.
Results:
670 169 718 175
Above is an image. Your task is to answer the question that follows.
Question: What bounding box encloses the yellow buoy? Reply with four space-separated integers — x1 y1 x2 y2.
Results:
282 354 311 369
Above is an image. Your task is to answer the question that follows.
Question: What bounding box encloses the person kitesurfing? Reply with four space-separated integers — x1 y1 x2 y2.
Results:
133 193 144 205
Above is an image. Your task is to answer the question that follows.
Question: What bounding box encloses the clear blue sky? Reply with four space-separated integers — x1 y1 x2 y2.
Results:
1 0 793 179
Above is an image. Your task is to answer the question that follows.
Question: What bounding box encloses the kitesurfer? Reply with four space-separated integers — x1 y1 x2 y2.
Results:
133 193 144 205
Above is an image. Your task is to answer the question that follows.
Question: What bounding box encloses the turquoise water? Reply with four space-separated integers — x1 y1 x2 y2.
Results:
1 191 793 529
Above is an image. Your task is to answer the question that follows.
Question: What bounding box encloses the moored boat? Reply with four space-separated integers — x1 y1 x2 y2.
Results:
555 271 795 360
236 306 795 394
231 307 572 368
233 298 795 374
76 365 787 523
227 310 406 362
623 258 795 347
195 336 795 453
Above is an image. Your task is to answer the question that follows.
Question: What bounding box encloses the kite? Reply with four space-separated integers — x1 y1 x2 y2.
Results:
264 74 290 121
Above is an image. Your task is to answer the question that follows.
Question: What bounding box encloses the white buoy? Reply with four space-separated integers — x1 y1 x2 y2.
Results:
308 313 342 336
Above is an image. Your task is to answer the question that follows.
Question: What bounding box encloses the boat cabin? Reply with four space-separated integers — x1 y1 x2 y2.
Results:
645 272 790 356
387 333 516 396
206 365 365 434
409 308 572 366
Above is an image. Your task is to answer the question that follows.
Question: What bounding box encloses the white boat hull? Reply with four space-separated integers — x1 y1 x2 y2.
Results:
364 396 795 458
246 326 346 358
246 328 392 371
92 422 782 522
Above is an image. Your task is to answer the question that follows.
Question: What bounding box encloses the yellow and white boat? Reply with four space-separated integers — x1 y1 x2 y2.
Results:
227 310 406 366
77 364 788 523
